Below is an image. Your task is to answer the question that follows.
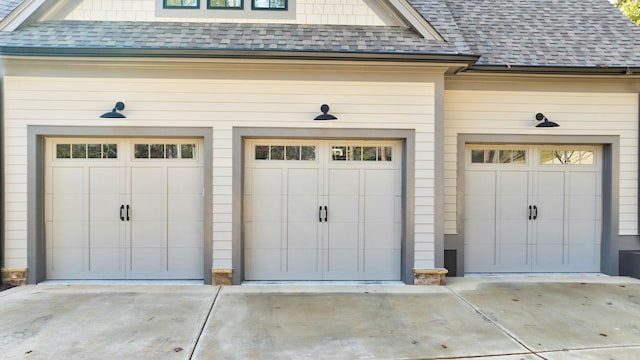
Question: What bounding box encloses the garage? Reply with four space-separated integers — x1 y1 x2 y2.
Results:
464 145 602 273
243 139 403 281
45 138 204 280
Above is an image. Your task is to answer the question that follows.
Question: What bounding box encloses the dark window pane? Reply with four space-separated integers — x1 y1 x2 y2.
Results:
332 146 347 161
301 146 315 160
135 144 149 159
165 0 198 7
499 150 512 163
471 150 484 164
72 144 86 158
286 146 300 160
512 150 526 164
150 144 165 159
379 147 392 161
103 144 118 159
88 144 102 158
166 144 178 159
270 146 284 160
485 150 499 163
255 146 269 160
181 144 195 159
352 146 363 161
363 147 377 161
253 0 286 9
56 144 71 159
209 0 241 8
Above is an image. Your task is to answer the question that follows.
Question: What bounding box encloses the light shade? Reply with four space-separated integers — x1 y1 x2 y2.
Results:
535 112 559 127
314 104 337 120
100 102 126 118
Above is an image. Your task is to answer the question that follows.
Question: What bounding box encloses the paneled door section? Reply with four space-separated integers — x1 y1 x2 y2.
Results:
244 140 402 281
45 138 204 280
465 145 602 273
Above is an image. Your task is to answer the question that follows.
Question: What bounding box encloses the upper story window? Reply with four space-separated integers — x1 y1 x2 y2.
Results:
252 0 287 10
209 0 243 9
164 0 199 9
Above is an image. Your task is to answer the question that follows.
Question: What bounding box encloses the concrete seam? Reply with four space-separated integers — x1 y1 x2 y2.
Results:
189 286 222 359
446 286 547 360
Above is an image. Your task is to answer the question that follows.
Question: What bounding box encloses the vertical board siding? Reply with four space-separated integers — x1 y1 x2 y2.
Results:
62 0 393 26
4 76 436 271
444 90 639 236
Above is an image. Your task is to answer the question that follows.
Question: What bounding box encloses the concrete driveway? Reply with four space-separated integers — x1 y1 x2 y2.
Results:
1 277 640 359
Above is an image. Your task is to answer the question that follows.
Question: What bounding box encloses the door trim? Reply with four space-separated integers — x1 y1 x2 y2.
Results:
455 134 619 276
233 127 415 285
27 126 213 284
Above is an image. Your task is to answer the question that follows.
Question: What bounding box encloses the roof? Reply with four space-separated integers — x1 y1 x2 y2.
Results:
445 0 640 69
0 0 639 72
0 0 22 23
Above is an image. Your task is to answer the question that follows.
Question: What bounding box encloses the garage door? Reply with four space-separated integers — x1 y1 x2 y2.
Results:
244 140 402 281
465 145 602 273
45 138 204 280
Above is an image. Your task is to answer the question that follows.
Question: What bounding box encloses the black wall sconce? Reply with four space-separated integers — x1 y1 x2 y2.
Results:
100 102 126 118
314 104 337 120
535 113 559 127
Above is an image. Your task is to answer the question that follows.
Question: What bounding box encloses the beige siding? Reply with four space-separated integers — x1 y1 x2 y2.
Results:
3 71 437 271
58 0 396 25
444 90 639 236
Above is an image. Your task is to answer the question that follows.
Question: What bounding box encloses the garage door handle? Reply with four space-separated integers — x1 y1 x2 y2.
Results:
533 205 538 220
528 205 532 220
126 205 130 221
324 206 328 222
120 205 125 221
319 206 323 222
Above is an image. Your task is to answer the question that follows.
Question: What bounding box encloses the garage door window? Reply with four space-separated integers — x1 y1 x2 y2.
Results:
540 150 594 165
134 143 196 159
470 149 526 164
331 145 392 161
56 143 118 159
255 145 316 160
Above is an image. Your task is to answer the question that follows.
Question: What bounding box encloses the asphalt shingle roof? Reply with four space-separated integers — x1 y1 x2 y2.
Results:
0 0 22 23
444 0 640 67
0 21 465 57
1 0 639 69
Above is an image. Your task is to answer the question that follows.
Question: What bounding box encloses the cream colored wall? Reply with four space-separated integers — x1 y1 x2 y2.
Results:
444 89 639 236
2 62 438 271
59 0 395 25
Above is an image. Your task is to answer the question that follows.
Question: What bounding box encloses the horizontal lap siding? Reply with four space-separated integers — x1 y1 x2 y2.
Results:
62 0 391 25
3 75 436 270
444 90 639 236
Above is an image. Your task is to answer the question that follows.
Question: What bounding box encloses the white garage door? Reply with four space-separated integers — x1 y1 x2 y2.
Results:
465 145 602 273
244 140 402 281
45 138 204 280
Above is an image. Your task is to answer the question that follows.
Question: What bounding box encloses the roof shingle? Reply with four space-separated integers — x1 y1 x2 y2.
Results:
0 0 22 23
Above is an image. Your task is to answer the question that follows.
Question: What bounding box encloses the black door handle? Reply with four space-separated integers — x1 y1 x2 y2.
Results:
324 205 328 222
528 205 532 220
120 205 125 221
126 205 130 221
533 205 538 220
319 206 323 222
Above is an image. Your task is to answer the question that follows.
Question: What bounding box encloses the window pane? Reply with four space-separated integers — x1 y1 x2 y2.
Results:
255 145 269 160
88 144 102 158
210 0 241 7
253 0 286 9
565 150 580 164
103 144 118 159
166 144 178 159
285 146 300 160
512 150 526 164
270 146 284 160
150 144 165 158
485 150 499 163
301 146 315 160
580 151 594 164
471 150 484 164
499 150 512 163
56 144 71 159
165 0 198 7
379 146 392 161
181 144 195 159
72 144 86 158
363 147 377 161
135 144 149 159
332 146 347 161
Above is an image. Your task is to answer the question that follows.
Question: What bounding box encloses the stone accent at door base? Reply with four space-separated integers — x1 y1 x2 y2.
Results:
1 268 28 286
414 268 448 285
212 269 233 286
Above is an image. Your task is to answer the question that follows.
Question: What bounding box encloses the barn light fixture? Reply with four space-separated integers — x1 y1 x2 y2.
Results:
314 104 337 120
535 112 559 127
100 102 126 118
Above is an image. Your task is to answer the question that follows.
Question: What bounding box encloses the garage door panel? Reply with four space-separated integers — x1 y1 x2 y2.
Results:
465 220 495 243
51 248 85 277
532 244 564 268
132 195 163 221
168 167 203 194
497 244 529 268
329 195 359 223
51 221 85 248
52 194 84 221
465 171 495 195
52 167 84 194
465 195 496 221
130 248 163 274
568 220 598 244
569 172 597 196
326 249 359 273
131 168 163 193
327 222 359 249
364 249 399 277
287 195 318 222
498 220 528 244
499 195 529 220
364 170 394 195
131 221 163 248
536 172 565 196
364 222 395 249
568 244 600 270
168 247 203 276
90 221 121 248
251 195 282 222
90 167 122 194
252 168 283 195
287 249 320 273
168 221 204 248
568 196 598 220
245 249 282 279
246 222 282 249
329 169 359 195
288 168 319 195
169 195 204 221
287 222 319 249
365 196 395 222
89 248 123 274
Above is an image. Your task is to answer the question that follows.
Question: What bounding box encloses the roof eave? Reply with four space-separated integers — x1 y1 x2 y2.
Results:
0 46 480 64
464 64 640 76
